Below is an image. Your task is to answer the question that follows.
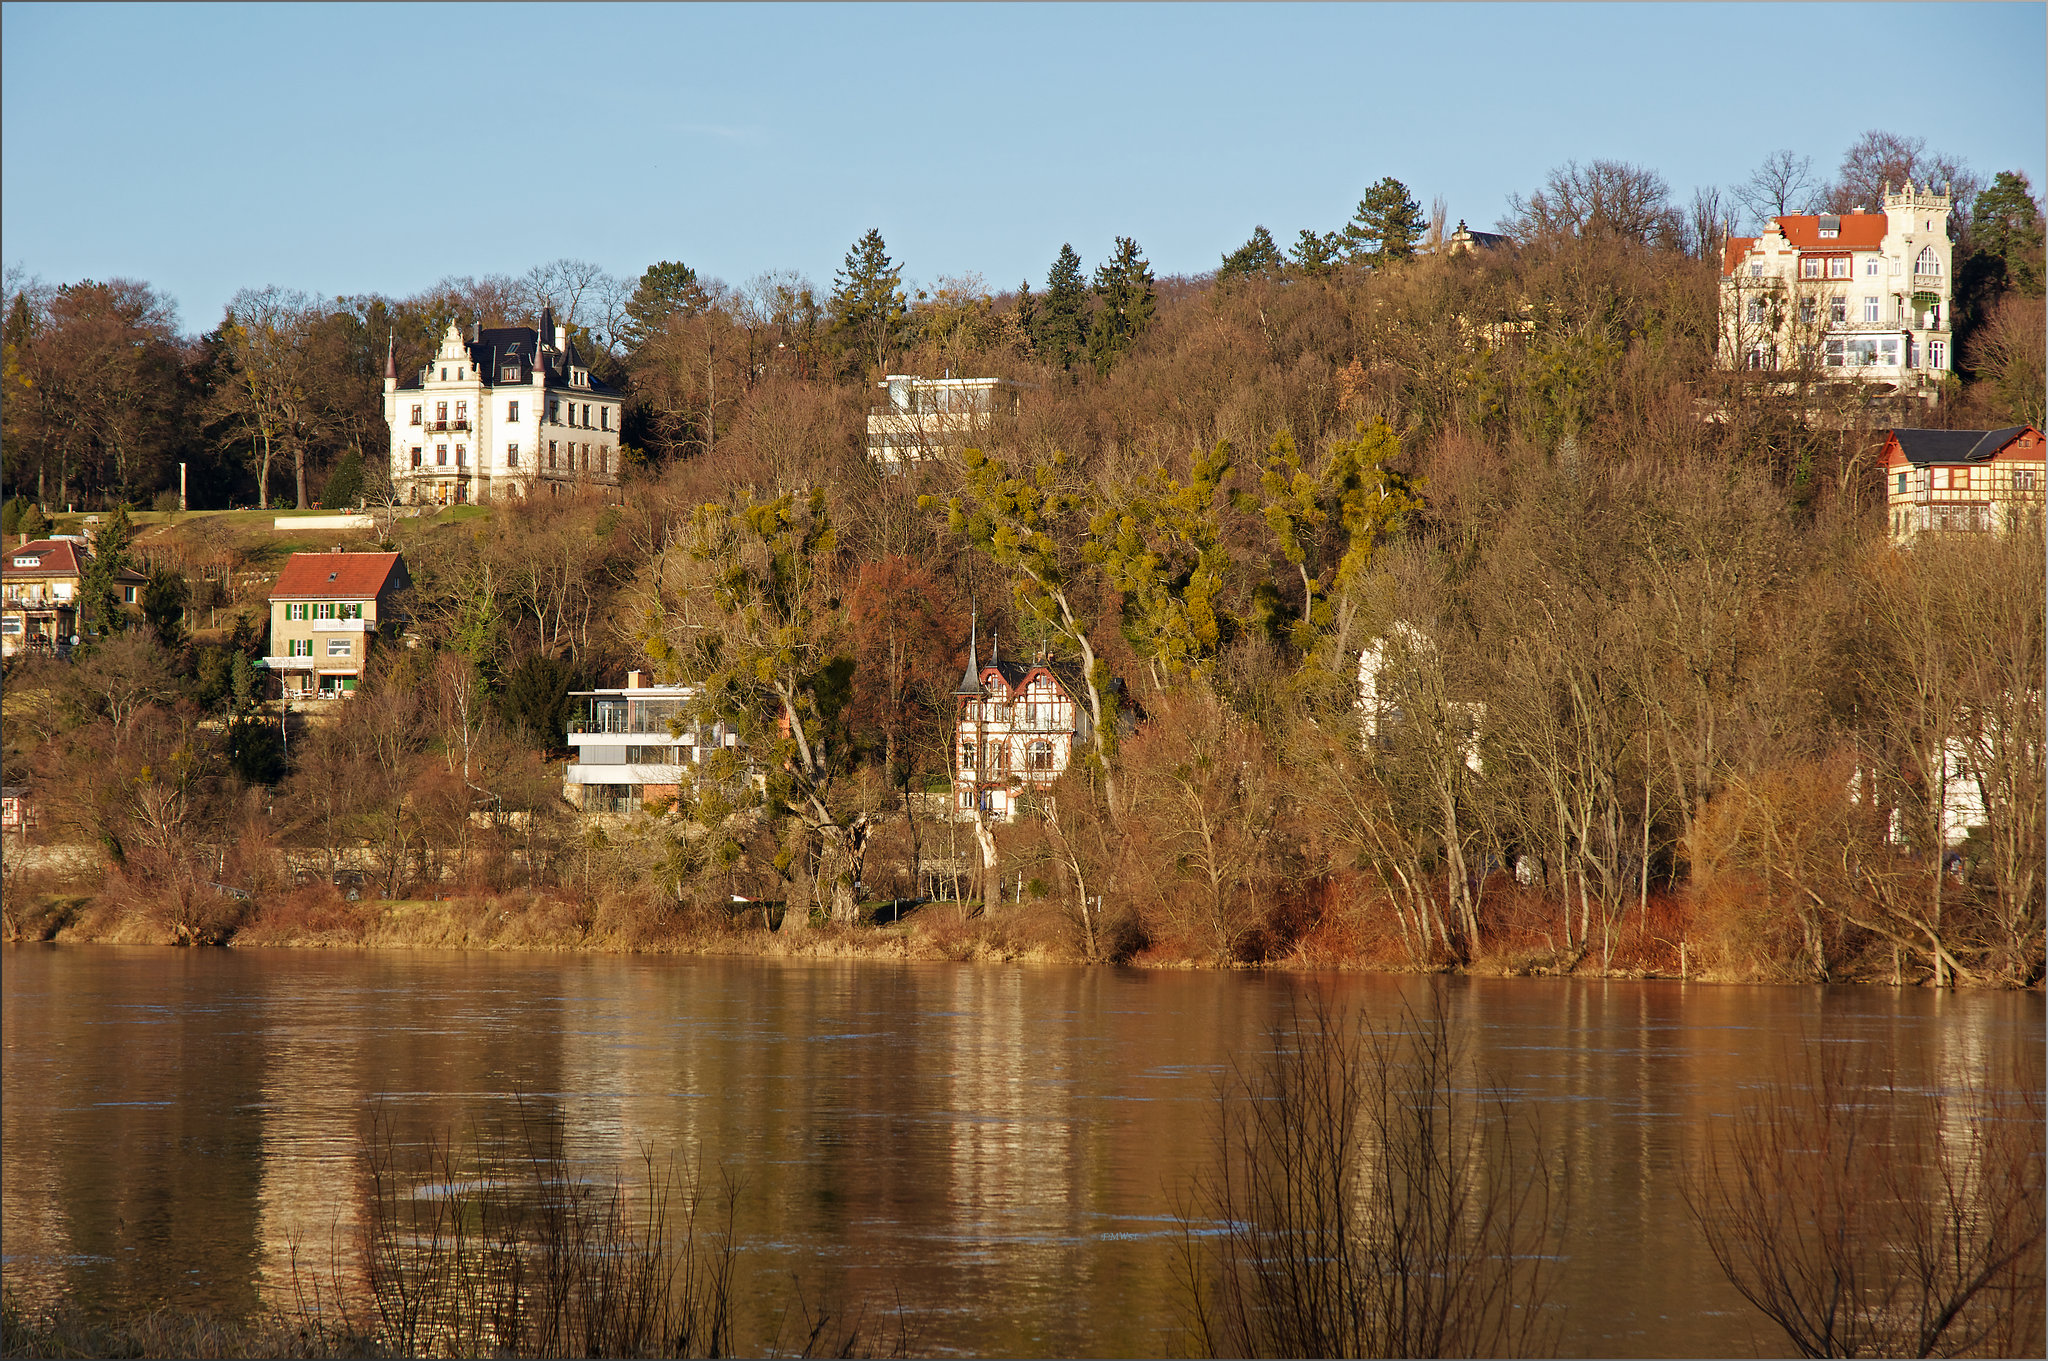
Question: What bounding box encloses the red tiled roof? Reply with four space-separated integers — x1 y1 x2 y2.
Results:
270 551 407 600
1770 213 1888 252
1722 236 1758 276
3 539 83 577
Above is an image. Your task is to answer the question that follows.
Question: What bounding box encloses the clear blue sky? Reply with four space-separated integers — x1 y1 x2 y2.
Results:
5 2 2043 334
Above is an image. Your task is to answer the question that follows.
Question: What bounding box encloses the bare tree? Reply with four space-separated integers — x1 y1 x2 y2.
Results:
1827 130 1979 217
1684 1043 2044 1358
1178 990 1566 1359
1500 159 1683 248
1734 149 1824 226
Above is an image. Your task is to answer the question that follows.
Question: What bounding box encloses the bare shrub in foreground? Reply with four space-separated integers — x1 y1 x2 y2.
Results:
302 1110 737 1359
1683 1045 2045 1358
1177 990 1566 1357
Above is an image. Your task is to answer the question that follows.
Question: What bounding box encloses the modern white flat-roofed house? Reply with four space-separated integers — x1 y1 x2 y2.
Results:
1882 425 2046 542
265 549 410 697
950 629 1091 823
563 672 742 814
867 374 1026 470
383 307 623 506
1720 182 1954 399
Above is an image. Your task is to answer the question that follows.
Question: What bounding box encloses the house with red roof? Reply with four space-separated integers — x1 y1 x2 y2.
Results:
1720 181 1954 398
265 549 410 697
2 537 146 658
1882 426 2046 542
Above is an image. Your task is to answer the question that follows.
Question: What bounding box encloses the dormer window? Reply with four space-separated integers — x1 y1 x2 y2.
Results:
502 365 519 382
571 367 588 388
1818 215 1840 239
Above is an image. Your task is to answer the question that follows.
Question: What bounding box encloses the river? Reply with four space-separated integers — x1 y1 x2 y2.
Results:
2 946 2040 1356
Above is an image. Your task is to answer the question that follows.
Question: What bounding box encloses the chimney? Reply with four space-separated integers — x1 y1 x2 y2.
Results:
555 325 567 351
626 669 644 690
330 545 343 553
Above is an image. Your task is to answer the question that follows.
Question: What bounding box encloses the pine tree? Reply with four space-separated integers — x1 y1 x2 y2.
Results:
1970 171 2045 298
829 229 907 380
1033 244 1091 371
621 261 709 352
320 448 364 509
1342 177 1426 267
78 506 135 639
1219 226 1285 281
1289 229 1343 276
1087 236 1156 376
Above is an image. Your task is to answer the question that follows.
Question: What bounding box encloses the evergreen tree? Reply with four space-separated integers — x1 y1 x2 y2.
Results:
141 565 188 650
1087 236 1156 376
78 506 135 639
621 261 709 352
320 448 364 509
18 501 47 539
829 229 907 379
1970 171 2046 298
1033 244 1091 371
1342 177 1426 267
1014 279 1038 339
1219 226 1285 281
1289 229 1343 276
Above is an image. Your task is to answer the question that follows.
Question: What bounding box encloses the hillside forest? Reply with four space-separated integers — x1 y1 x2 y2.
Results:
2 137 2043 986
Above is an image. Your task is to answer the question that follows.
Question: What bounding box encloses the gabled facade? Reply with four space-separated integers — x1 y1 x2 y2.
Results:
564 672 740 814
1 536 144 658
867 374 1025 470
382 308 623 506
951 629 1091 822
1882 426 2046 542
265 549 410 697
1720 182 1954 397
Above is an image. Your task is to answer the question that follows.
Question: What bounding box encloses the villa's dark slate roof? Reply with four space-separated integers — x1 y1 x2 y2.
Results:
1889 427 2028 465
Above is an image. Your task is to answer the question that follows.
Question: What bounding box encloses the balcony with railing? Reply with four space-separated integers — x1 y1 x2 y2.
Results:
428 419 472 433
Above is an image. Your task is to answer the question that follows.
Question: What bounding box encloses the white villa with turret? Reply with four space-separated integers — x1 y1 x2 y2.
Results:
1720 181 1955 399
382 307 623 505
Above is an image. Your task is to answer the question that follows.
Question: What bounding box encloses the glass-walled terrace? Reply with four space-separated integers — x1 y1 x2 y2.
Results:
569 696 687 735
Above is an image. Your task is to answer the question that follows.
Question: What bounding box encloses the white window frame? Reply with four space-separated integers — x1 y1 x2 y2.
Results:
326 637 353 657
1827 257 1852 279
1862 296 1880 323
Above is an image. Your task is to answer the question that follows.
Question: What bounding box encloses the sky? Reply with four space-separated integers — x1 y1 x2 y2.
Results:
4 1 2044 335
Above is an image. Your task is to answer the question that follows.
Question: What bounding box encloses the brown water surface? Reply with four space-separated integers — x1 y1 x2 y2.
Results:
3 946 2040 1356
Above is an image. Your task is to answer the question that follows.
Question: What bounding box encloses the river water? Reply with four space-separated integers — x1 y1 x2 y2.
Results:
2 946 2040 1357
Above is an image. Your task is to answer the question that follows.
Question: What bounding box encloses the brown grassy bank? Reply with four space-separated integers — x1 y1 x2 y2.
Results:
3 857 2009 987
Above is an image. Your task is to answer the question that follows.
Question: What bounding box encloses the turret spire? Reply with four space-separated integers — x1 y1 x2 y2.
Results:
954 604 981 697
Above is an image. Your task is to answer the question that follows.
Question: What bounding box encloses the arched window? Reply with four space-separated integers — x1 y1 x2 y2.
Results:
1915 247 1940 276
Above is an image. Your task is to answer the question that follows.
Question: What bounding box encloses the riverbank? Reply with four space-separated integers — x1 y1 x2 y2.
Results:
2 860 1993 986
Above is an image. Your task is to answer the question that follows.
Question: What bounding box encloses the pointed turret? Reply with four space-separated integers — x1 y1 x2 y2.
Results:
954 607 982 697
382 332 396 393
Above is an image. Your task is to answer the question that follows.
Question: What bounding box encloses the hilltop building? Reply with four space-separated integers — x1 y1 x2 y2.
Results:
382 309 623 506
1883 426 2046 542
1720 182 1954 398
264 549 409 697
867 374 1025 470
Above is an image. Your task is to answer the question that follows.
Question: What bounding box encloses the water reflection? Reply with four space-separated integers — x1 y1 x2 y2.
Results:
3 947 2040 1358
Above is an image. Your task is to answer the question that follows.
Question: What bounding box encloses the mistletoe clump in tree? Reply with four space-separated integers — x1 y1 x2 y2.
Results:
637 488 866 925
